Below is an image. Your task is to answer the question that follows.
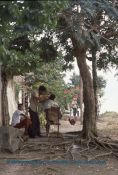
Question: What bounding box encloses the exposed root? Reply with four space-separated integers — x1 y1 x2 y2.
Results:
75 135 118 160
1 134 118 161
88 152 113 161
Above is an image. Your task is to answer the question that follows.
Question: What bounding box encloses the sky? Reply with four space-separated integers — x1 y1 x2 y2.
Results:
64 59 118 114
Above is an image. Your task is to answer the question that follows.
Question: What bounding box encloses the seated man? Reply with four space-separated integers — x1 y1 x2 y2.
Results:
11 104 32 136
43 94 62 136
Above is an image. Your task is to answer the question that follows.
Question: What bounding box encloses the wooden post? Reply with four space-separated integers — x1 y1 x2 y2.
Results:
80 76 83 124
22 87 25 111
25 89 29 115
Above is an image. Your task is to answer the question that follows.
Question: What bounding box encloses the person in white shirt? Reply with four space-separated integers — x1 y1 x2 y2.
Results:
43 94 62 136
43 94 59 110
12 104 32 136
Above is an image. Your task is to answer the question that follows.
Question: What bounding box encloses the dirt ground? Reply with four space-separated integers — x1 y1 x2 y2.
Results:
0 114 118 175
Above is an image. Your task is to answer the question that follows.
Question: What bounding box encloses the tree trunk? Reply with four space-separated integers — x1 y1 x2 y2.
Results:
7 78 17 124
1 72 10 126
22 88 25 110
79 76 83 124
92 49 98 119
25 90 29 115
0 63 2 126
71 38 97 138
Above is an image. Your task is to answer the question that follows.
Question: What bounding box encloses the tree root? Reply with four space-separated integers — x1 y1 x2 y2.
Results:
1 135 117 161
20 136 118 160
75 136 118 160
88 152 113 161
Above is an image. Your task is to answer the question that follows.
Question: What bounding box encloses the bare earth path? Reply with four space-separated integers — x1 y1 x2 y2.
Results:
0 115 118 175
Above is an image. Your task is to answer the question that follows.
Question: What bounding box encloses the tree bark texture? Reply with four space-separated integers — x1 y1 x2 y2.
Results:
92 49 98 118
79 76 83 124
7 78 17 124
0 63 2 126
1 72 10 126
71 37 97 138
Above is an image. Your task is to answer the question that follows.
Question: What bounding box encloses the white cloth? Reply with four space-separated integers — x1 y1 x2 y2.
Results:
11 110 24 126
42 100 59 110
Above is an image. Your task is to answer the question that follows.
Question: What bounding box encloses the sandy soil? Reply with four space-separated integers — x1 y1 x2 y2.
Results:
0 115 118 175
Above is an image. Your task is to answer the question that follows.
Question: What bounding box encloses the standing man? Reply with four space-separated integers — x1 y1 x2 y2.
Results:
29 85 50 138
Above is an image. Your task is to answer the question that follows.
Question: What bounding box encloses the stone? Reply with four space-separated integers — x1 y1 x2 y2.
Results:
0 126 23 153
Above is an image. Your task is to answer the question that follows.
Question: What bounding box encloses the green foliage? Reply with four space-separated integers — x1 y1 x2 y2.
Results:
66 73 106 103
40 112 46 128
0 1 69 78
69 73 80 87
25 59 67 110
39 37 58 62
71 0 118 18
97 46 118 70
0 0 118 77
97 76 106 97
0 0 116 107
57 0 118 70
14 82 20 101
64 73 80 106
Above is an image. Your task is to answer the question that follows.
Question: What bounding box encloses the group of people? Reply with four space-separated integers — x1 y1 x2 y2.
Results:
11 85 60 138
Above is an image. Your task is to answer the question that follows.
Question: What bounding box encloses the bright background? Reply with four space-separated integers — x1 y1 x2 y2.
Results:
64 59 118 114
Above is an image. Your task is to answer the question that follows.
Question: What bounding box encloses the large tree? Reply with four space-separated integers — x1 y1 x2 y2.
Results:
86 0 118 118
0 1 117 139
0 1 64 125
57 0 117 138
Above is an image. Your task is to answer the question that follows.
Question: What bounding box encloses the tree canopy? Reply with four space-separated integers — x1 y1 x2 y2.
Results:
0 1 68 77
0 0 117 77
0 0 117 137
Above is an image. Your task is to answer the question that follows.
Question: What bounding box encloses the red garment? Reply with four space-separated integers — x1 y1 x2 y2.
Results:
14 118 32 135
